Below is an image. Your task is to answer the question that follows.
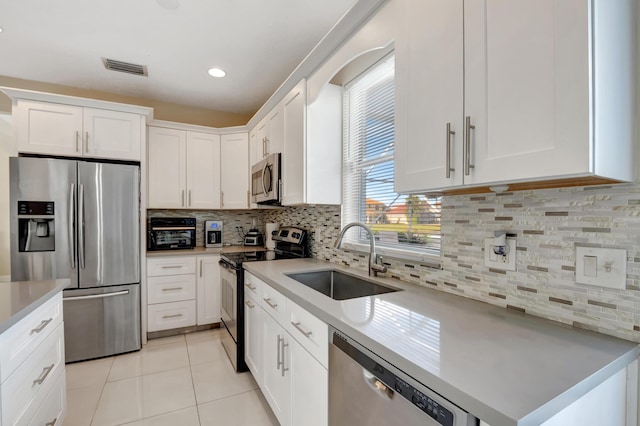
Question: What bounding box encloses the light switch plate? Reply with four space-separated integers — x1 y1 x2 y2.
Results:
484 237 516 271
575 247 626 289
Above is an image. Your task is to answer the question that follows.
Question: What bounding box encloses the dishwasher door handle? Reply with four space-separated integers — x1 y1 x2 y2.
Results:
362 369 394 400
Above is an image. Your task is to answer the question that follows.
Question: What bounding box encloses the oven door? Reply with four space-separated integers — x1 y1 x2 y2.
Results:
220 261 237 339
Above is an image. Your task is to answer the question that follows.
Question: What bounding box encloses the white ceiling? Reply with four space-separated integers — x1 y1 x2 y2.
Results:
0 0 360 117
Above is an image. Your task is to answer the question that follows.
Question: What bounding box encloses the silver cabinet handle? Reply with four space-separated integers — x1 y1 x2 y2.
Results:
68 183 76 269
446 122 455 178
277 334 282 370
75 131 80 153
64 289 129 301
188 190 192 207
162 314 183 319
263 298 278 309
45 418 57 426
199 259 203 277
262 137 267 157
78 184 85 269
181 190 185 207
33 364 55 386
245 301 255 309
245 283 256 291
464 116 475 175
30 318 53 335
281 336 289 377
291 321 312 338
161 265 183 269
221 191 224 207
161 287 183 291
85 131 89 153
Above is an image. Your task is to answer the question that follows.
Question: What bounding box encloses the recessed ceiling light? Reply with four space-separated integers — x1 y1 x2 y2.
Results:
208 68 226 78
156 0 179 10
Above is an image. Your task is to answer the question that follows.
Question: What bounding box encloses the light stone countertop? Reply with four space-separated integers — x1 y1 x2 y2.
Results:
0 279 69 334
243 258 640 426
146 246 266 257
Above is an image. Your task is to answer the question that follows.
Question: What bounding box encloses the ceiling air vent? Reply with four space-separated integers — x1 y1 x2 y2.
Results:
102 58 148 76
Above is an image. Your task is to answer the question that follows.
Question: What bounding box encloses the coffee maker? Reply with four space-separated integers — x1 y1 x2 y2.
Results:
205 220 223 248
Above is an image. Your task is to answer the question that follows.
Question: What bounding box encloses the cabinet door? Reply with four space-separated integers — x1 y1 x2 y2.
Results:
266 104 284 155
14 100 83 156
220 133 249 209
83 108 143 161
186 132 221 209
262 311 290 426
394 0 464 192
290 338 328 426
148 127 187 208
463 0 589 185
196 256 221 325
282 80 306 205
255 119 268 160
244 292 263 386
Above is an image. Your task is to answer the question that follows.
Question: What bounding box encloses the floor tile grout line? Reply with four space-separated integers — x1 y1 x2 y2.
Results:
88 356 115 426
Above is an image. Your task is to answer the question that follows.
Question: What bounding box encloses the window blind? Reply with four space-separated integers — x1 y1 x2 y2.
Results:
342 54 442 255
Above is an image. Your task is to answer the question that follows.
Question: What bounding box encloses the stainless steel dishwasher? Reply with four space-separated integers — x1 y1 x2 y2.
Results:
329 328 477 426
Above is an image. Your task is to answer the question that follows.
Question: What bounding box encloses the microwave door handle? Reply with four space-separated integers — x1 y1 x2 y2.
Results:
261 163 269 197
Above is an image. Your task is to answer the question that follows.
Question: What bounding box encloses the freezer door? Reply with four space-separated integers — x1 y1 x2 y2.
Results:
77 161 140 287
9 157 77 286
63 284 141 362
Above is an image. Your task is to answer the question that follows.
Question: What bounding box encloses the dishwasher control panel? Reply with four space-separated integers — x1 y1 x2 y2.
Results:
394 377 453 426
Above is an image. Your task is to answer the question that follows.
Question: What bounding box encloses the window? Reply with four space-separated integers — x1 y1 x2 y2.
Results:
342 54 441 261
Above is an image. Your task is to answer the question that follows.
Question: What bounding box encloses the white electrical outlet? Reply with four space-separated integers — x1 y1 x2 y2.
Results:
576 247 626 289
484 237 516 271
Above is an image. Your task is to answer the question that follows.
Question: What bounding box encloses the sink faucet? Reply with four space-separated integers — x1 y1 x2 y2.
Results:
334 222 388 277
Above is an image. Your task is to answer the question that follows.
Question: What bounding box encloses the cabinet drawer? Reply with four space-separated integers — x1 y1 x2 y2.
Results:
244 272 262 301
287 299 328 368
27 367 66 426
148 275 196 304
261 282 287 326
147 257 196 277
2 322 65 426
0 292 63 383
147 300 196 332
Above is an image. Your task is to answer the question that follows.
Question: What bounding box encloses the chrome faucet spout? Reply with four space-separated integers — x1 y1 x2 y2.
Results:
335 222 387 277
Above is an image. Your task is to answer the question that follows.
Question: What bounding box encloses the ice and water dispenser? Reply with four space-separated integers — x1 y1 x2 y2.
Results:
17 201 55 252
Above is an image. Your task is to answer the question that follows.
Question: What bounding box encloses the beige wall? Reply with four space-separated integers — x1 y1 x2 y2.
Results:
0 113 15 279
0 75 252 128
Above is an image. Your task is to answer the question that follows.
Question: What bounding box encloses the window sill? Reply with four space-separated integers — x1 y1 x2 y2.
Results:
340 241 442 269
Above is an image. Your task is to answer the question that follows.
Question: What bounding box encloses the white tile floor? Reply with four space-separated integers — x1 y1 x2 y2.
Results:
65 328 279 426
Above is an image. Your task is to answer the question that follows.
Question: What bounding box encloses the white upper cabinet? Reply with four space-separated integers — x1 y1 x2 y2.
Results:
14 99 144 161
395 0 637 193
220 133 249 209
148 125 221 209
250 105 284 166
282 79 342 206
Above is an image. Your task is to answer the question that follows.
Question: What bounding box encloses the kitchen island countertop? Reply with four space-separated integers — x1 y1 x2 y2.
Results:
244 258 639 426
0 279 69 334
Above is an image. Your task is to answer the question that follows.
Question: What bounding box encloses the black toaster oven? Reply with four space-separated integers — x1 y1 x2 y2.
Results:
147 217 196 250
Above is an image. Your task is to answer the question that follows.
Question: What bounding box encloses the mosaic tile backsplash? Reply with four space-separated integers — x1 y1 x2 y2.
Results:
152 183 640 342
263 183 640 343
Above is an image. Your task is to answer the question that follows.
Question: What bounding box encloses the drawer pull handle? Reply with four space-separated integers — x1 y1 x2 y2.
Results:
161 287 183 291
291 321 312 338
30 317 53 335
263 298 278 309
33 364 55 386
45 418 57 426
161 265 183 269
245 283 257 291
245 301 255 309
162 314 183 319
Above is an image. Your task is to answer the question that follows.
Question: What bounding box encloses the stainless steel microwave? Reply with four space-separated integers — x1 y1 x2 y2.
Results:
251 152 281 205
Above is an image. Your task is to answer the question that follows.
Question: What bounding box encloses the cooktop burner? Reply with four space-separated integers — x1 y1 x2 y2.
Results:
221 250 302 268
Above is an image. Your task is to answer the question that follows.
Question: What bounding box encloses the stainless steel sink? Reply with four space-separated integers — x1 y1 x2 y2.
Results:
286 269 400 300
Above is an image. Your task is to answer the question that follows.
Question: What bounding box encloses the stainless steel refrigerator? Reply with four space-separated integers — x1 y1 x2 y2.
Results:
10 156 141 363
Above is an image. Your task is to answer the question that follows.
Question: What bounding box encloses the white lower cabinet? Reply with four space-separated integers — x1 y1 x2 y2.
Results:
244 272 328 426
147 255 221 333
0 292 67 426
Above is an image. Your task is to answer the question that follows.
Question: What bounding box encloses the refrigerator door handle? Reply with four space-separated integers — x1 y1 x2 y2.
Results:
78 184 85 269
64 289 130 301
68 184 76 269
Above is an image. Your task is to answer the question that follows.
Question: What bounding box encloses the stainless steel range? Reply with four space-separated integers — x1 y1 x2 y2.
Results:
219 226 308 371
